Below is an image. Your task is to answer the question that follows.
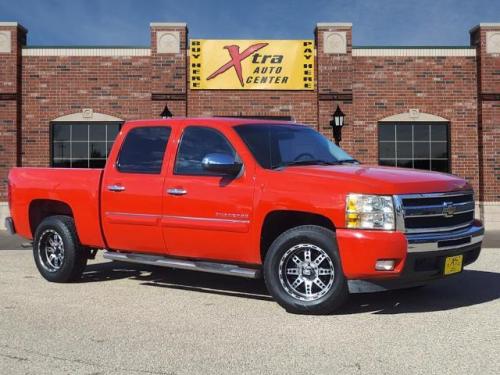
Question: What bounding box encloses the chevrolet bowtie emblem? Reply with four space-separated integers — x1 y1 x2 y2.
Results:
442 202 457 218
207 43 269 87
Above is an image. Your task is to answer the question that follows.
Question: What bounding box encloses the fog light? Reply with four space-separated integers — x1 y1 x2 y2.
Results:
375 260 396 271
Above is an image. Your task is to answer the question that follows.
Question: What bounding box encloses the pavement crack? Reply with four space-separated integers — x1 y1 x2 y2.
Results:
0 343 173 374
0 352 29 362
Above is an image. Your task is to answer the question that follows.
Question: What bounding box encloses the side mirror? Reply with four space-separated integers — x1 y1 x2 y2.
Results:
201 153 242 175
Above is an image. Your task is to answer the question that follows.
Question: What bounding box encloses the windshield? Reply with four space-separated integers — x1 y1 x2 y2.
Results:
234 124 356 169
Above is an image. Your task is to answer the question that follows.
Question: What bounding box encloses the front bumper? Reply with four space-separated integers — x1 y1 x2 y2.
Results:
406 222 484 253
336 221 484 291
4 217 16 235
348 243 482 293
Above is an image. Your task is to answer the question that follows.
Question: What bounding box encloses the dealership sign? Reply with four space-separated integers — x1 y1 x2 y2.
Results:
190 39 314 90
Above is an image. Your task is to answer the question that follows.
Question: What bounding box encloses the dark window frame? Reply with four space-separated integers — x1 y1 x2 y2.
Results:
50 121 123 169
378 121 450 173
173 125 240 177
116 126 171 175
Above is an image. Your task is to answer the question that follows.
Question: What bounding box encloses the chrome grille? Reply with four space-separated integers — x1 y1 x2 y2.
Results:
395 191 475 233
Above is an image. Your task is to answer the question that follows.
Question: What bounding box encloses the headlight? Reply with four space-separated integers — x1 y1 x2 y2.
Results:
345 194 395 230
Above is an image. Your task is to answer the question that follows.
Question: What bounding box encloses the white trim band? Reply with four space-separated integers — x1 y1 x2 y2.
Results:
470 23 500 33
317 22 352 28
353 48 476 57
150 22 187 27
22 48 151 57
0 22 27 31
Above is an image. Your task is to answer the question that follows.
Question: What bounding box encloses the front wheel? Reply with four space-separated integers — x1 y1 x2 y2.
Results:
264 225 348 314
33 215 88 283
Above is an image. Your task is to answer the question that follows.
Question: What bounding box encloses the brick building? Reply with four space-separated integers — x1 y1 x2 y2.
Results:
0 21 499 229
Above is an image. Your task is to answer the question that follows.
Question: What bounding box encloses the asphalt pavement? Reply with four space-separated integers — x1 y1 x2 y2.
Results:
0 232 499 374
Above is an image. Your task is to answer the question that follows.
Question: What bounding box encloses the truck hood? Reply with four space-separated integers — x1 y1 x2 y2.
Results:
278 164 470 195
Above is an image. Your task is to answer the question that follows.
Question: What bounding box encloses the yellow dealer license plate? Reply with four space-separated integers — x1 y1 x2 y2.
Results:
444 255 463 275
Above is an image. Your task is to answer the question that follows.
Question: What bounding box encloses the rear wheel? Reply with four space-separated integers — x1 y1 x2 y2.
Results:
264 225 348 314
33 215 87 283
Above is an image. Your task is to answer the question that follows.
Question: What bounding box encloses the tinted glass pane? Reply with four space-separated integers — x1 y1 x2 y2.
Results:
53 159 71 168
414 159 431 170
379 142 395 159
72 159 89 168
414 142 429 159
379 159 396 167
431 159 449 173
379 124 395 141
175 127 235 175
396 125 412 141
397 159 413 168
117 127 171 174
413 125 430 141
431 124 447 141
431 142 448 159
89 125 106 141
235 125 271 167
72 124 88 141
89 159 106 169
72 142 88 159
107 124 121 140
53 125 70 141
53 142 70 158
90 142 107 158
396 142 412 158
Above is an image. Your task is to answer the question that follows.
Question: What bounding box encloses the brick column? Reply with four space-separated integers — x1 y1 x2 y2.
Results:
0 22 26 201
315 23 355 154
471 23 500 229
150 22 188 118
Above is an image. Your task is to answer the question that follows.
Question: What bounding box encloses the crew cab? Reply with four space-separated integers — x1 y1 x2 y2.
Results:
6 118 484 314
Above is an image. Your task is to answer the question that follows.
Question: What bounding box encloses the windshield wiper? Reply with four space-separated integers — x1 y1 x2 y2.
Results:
272 160 339 169
336 158 359 164
271 158 359 169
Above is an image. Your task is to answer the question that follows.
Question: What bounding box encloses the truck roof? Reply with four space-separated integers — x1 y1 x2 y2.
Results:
123 117 299 127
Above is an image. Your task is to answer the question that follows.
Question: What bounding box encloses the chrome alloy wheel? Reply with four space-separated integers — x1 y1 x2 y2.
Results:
278 243 335 301
38 229 65 273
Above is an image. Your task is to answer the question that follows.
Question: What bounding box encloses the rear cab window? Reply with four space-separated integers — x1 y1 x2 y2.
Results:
116 127 171 174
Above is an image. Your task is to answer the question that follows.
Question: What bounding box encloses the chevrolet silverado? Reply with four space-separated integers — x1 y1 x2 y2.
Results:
6 118 484 314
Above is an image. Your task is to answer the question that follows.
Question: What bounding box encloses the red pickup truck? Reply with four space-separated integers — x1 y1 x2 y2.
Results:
6 118 484 314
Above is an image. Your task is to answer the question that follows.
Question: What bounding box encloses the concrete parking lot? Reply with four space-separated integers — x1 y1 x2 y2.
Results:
0 232 499 374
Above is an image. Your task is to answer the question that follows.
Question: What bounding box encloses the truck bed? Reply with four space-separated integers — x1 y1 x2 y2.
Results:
8 167 105 248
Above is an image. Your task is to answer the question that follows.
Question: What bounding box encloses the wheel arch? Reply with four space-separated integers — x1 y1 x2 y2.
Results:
29 199 74 236
260 210 336 263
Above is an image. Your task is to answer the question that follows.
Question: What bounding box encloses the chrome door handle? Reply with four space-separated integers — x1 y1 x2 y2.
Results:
167 188 187 196
108 185 126 192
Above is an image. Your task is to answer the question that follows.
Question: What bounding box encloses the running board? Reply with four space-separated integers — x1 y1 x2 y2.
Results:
102 251 261 279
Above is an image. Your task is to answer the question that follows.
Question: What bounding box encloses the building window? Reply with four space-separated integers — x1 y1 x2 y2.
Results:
378 123 449 173
51 122 122 168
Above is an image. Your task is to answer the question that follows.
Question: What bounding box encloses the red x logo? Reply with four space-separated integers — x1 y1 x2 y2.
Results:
207 43 268 87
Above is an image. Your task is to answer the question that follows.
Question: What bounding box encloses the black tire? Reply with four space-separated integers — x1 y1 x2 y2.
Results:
33 215 88 283
263 225 348 314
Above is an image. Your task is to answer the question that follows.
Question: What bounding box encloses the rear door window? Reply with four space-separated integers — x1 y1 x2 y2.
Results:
117 127 171 174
